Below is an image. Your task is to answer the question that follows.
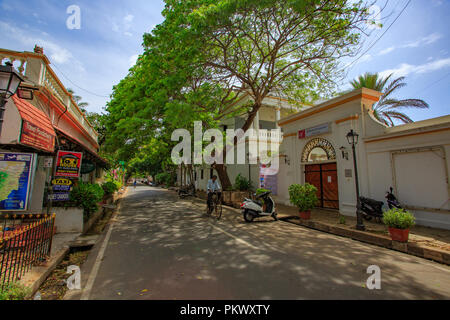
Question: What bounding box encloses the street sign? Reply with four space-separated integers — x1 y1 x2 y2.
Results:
299 123 331 139
55 151 83 178
80 160 96 174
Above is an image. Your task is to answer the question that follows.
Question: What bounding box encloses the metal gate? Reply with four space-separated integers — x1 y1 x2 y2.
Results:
305 163 339 209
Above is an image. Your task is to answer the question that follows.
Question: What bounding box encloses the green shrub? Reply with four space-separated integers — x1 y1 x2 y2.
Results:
256 188 270 196
383 208 415 230
70 182 104 219
234 174 252 191
155 172 176 187
0 282 30 300
288 183 318 212
102 181 119 196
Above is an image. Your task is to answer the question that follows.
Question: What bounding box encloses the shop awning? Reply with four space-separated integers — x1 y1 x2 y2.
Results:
12 95 56 153
54 127 108 167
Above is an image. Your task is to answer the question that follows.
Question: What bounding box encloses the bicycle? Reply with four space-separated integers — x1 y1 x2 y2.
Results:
206 191 223 220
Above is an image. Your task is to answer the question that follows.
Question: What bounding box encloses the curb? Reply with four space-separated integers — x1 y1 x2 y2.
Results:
21 188 129 300
21 246 70 299
282 217 450 266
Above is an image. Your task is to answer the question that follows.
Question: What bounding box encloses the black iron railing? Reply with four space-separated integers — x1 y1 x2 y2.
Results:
0 214 56 291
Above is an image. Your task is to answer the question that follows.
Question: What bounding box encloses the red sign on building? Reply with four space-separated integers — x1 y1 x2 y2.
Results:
298 129 306 139
20 120 55 153
55 151 83 178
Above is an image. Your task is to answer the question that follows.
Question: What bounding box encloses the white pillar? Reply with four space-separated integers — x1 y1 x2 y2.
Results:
276 108 281 128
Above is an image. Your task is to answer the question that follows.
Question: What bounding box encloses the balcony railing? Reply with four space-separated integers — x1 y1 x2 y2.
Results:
0 49 99 143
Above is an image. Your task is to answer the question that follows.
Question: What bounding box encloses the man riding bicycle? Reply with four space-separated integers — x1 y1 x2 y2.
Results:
207 175 222 212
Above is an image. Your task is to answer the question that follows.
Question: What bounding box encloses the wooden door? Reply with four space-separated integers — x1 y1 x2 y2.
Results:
305 163 339 209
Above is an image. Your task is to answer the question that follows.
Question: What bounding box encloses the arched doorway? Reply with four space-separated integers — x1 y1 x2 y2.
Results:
302 138 339 209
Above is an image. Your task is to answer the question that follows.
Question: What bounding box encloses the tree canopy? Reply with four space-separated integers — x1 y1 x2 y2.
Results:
103 0 374 187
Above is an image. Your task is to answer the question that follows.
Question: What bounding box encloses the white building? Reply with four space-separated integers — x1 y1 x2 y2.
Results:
277 88 450 230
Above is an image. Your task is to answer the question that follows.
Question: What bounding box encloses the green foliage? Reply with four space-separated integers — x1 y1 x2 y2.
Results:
350 72 429 126
102 0 371 189
256 188 270 196
234 174 252 191
339 215 346 225
70 182 105 218
289 183 318 212
0 282 30 300
383 208 416 230
102 181 120 196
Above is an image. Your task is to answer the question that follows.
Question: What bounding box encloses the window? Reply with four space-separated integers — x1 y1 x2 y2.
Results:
308 147 329 162
210 169 214 179
195 171 197 181
201 169 204 180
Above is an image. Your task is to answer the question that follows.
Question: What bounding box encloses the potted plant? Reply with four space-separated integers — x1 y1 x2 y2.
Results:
288 183 318 220
383 208 416 242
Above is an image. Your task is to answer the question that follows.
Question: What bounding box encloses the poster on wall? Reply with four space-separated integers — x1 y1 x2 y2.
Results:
259 164 278 195
0 152 35 211
55 151 83 178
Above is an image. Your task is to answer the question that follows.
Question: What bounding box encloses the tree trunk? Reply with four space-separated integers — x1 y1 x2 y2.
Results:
215 102 262 190
214 163 232 190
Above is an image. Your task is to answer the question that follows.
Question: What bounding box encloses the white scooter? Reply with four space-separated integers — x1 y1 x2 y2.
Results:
241 191 278 222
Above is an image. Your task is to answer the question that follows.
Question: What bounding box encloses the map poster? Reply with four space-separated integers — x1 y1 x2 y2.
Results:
55 151 83 178
0 152 35 211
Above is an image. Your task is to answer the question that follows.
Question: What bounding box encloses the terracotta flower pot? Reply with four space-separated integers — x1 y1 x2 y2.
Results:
299 210 311 220
388 227 410 242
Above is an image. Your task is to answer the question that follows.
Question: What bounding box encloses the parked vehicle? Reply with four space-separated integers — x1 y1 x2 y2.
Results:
386 187 402 209
178 184 196 198
359 187 403 222
241 191 278 222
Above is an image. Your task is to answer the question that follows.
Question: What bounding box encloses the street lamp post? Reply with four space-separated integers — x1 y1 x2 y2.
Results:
0 62 24 136
347 129 365 231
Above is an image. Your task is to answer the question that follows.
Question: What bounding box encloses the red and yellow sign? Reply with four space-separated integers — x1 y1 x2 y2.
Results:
20 120 55 153
55 151 83 178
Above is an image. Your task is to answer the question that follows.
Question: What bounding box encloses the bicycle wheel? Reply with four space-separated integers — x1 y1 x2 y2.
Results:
216 202 223 220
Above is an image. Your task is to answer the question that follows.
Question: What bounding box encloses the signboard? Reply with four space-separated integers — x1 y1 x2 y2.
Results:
49 178 74 202
299 123 331 139
55 151 83 178
52 178 73 192
80 159 96 175
20 120 55 153
0 152 35 211
48 193 71 201
44 157 53 168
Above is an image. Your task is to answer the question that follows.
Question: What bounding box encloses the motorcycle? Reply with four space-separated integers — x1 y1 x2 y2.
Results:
359 187 403 222
386 187 402 209
241 191 278 222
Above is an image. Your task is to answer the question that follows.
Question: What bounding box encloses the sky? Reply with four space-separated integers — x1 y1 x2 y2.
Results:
0 0 449 122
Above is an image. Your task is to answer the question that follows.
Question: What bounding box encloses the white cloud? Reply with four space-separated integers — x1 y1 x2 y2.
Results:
379 58 450 79
129 54 139 67
377 33 443 55
124 14 134 23
112 14 135 37
0 21 84 69
379 47 395 55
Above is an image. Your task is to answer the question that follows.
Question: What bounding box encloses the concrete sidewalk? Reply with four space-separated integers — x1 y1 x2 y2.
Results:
191 190 450 265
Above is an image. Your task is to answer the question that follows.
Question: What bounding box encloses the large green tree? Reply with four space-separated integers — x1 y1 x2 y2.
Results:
350 72 430 126
104 0 373 189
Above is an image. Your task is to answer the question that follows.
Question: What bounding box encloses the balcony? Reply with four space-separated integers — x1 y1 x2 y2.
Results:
0 48 99 143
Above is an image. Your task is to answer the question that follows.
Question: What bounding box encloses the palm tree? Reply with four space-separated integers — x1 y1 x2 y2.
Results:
67 88 89 113
350 72 429 126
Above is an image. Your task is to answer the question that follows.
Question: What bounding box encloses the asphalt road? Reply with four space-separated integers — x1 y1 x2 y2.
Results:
67 186 450 300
